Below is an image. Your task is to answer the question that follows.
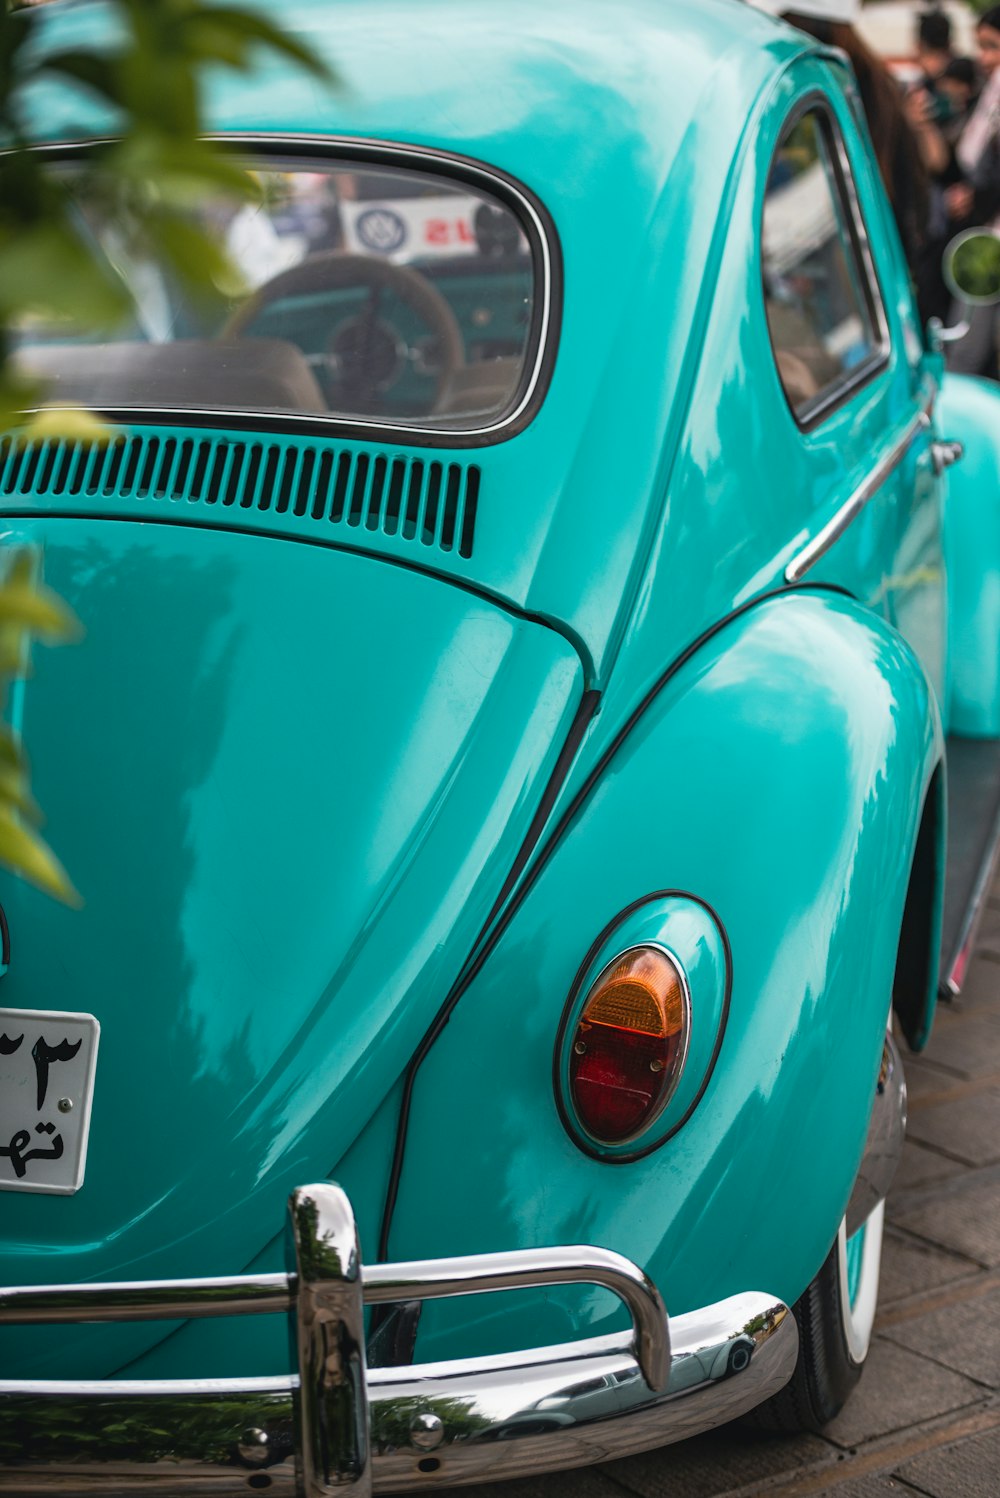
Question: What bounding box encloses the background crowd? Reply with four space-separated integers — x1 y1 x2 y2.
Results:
766 1 1000 378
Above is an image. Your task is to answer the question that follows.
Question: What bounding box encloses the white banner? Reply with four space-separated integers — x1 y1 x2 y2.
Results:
340 196 481 262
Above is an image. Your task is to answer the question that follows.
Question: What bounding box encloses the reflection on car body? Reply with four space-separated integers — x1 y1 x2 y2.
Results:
2 1 1000 1494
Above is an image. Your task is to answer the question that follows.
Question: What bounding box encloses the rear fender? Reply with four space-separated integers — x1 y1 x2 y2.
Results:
940 373 1000 736
392 590 942 1361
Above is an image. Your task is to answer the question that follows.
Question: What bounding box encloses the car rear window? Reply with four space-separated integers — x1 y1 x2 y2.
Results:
13 155 549 441
762 106 887 425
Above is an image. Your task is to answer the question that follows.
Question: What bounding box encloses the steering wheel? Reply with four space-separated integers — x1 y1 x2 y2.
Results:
222 252 465 414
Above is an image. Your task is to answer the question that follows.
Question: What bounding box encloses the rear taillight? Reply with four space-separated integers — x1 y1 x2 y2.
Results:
569 946 689 1144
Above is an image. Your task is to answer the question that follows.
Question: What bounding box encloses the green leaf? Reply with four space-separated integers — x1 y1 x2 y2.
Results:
168 140 257 200
36 49 123 107
110 132 256 206
0 620 30 676
0 727 24 771
25 408 115 445
0 151 51 225
186 8 337 82
146 212 246 300
0 0 337 912
182 18 254 70
0 221 131 328
0 759 40 822
0 564 82 643
0 365 42 435
116 55 200 137
0 806 79 905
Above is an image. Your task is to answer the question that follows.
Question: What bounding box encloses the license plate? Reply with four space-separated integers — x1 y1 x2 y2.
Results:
0 1007 100 1194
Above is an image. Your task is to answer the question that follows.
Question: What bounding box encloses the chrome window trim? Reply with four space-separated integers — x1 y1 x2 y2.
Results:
762 93 892 433
785 390 934 582
15 133 561 450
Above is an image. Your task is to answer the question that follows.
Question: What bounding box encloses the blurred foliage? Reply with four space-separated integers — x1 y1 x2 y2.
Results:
0 548 80 903
0 0 335 429
949 230 1000 300
0 0 333 900
0 1386 495 1468
0 1389 295 1465
372 1396 492 1451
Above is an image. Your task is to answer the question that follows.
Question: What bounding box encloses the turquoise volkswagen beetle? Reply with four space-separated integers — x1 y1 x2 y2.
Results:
2 0 1000 1492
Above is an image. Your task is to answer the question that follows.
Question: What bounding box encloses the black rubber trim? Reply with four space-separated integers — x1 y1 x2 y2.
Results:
376 580 853 1260
481 689 602 936
0 506 592 681
0 903 9 969
367 688 599 1358
551 890 733 1164
375 685 600 1262
762 92 891 435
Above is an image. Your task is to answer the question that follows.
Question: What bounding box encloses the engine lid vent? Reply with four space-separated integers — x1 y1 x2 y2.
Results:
0 432 480 560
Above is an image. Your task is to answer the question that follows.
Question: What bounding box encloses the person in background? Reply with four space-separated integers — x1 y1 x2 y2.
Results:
947 7 1000 227
905 30 977 320
774 2 931 285
916 8 955 96
938 57 978 144
912 9 975 141
944 5 1000 375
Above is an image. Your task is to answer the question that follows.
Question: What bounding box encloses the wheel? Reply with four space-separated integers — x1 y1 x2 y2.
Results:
726 1337 754 1377
744 1201 884 1433
222 252 465 412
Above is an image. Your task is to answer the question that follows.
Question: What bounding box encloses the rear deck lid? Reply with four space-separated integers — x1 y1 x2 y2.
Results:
0 516 582 1376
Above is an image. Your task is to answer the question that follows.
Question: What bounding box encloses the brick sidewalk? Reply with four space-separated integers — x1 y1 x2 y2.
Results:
429 892 1000 1498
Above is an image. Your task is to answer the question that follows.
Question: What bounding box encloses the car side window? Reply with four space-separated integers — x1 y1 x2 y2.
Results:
762 104 888 426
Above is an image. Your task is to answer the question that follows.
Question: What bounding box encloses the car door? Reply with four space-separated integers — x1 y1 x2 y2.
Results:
761 71 947 709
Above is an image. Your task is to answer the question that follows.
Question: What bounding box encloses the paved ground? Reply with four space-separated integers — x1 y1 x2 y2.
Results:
428 887 1000 1498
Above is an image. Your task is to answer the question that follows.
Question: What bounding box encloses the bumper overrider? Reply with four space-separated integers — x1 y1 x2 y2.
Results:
0 1184 797 1495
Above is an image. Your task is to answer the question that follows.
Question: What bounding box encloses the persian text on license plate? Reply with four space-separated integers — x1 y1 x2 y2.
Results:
0 1007 100 1194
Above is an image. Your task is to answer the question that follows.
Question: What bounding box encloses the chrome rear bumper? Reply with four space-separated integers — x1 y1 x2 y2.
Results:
0 1184 796 1494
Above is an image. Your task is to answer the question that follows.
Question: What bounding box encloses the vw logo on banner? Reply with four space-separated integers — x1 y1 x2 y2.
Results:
356 207 407 254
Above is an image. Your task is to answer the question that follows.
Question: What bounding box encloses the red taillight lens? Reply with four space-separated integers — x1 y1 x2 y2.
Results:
569 946 688 1144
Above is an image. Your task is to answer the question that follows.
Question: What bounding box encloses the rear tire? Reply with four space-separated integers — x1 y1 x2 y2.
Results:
745 1202 884 1433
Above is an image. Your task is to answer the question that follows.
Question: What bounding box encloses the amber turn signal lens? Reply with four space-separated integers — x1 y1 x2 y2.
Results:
569 946 688 1144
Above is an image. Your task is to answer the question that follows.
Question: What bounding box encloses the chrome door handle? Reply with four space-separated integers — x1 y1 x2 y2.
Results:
931 440 964 476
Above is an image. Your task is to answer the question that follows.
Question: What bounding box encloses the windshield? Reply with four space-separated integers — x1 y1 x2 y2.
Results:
14 156 546 437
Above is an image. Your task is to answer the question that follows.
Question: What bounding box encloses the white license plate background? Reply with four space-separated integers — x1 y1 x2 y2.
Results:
0 1007 100 1194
